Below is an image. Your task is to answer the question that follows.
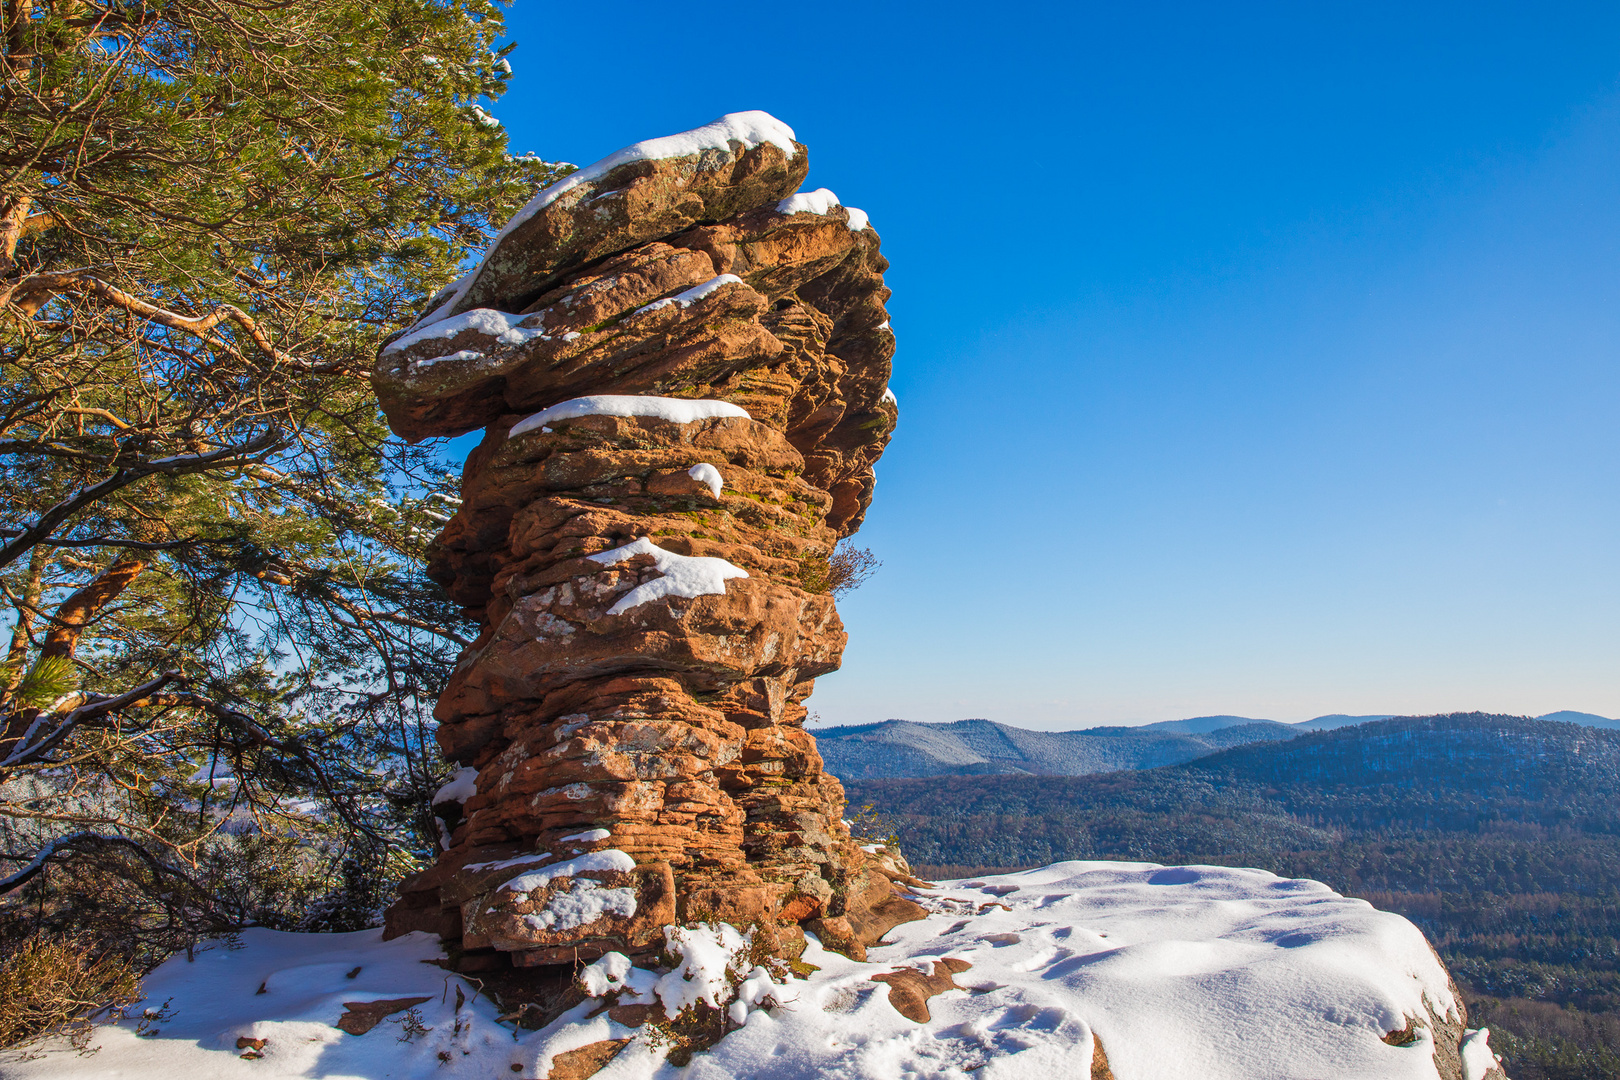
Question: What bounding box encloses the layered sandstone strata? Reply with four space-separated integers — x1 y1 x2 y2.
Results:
377 113 922 971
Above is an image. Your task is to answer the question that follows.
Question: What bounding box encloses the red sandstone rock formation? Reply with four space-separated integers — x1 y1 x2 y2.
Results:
377 112 922 973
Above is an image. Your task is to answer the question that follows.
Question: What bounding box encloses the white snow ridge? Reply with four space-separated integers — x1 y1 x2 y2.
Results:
587 537 748 616
634 274 742 316
687 462 724 497
403 111 799 336
6 860 1502 1080
429 765 477 806
509 395 751 438
777 186 871 231
497 112 799 242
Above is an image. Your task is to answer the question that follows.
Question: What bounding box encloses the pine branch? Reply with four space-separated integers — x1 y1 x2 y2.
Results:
0 430 284 569
0 669 182 769
0 830 221 899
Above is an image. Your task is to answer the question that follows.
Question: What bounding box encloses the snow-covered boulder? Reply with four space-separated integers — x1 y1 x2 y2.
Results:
430 112 807 325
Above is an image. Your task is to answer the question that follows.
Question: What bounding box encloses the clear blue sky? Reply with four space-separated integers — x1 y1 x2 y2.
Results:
492 2 1620 729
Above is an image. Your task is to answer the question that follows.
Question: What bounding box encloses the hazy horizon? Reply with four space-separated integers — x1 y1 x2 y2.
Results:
809 708 1615 732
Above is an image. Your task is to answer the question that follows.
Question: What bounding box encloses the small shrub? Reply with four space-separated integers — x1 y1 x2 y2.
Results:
640 922 795 1065
391 1007 431 1043
641 1000 733 1067
848 803 901 851
798 543 880 598
0 832 316 971
296 855 389 933
0 934 140 1050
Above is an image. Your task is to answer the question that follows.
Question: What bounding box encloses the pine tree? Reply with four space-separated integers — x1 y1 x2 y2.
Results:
0 0 568 952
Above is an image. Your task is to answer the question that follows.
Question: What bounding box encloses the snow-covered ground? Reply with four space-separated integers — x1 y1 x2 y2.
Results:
0 861 1502 1080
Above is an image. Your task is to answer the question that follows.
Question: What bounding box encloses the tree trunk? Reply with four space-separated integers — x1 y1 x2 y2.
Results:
39 557 146 660
0 556 146 750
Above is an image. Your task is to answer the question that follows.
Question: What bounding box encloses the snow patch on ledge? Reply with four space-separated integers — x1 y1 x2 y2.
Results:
521 878 637 932
634 274 742 316
510 395 750 438
499 849 636 896
777 187 871 231
688 462 724 498
401 113 796 336
464 852 553 873
498 111 797 243
385 308 544 356
430 766 478 806
411 348 484 369
777 187 841 216
587 537 748 616
1460 1028 1502 1080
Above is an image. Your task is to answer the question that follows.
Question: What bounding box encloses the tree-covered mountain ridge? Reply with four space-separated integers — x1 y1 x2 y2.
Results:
847 713 1620 863
1187 713 1620 822
817 709 1618 780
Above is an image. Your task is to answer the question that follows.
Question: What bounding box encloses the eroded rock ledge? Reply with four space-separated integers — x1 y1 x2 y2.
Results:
377 112 918 977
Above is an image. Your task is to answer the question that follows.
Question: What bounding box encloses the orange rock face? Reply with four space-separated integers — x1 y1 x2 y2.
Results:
376 113 921 970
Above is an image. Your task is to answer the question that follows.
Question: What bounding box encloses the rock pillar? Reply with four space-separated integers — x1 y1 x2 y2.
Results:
375 112 921 970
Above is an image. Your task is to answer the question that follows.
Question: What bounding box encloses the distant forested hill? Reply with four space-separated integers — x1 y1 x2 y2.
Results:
814 716 1296 778
847 713 1620 1080
814 710 1616 780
